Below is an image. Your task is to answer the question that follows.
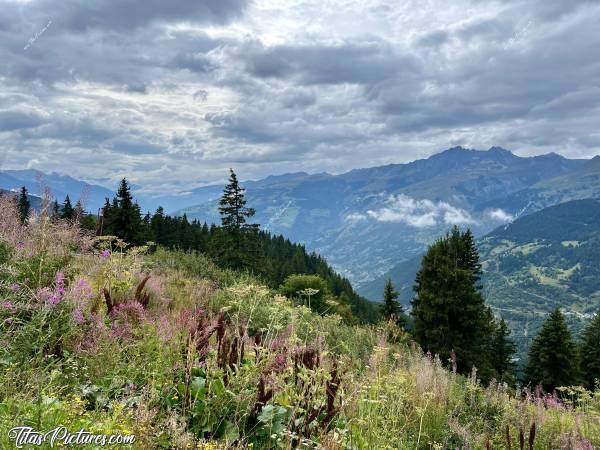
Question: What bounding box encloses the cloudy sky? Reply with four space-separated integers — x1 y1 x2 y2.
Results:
1 0 599 193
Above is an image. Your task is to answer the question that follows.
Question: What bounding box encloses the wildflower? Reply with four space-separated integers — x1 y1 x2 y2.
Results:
73 308 85 324
72 278 94 300
16 242 25 249
1 300 17 314
575 439 594 450
47 293 61 306
101 249 111 258
40 272 67 307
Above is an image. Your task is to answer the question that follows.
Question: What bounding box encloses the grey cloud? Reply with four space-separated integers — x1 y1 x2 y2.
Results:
242 40 421 85
1 0 600 191
18 0 251 33
108 140 166 156
0 109 48 132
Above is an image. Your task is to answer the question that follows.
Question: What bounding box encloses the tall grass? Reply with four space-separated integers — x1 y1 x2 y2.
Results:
0 198 598 449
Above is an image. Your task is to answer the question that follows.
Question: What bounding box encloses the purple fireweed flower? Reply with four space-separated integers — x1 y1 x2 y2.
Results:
10 284 20 292
101 250 111 258
1 300 17 314
16 242 25 249
72 278 94 300
39 271 67 307
73 308 85 324
575 439 594 450
47 293 61 306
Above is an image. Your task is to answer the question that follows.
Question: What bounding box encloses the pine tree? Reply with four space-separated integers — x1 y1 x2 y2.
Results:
218 169 258 232
491 318 517 384
580 313 600 390
112 179 142 245
524 308 579 392
381 278 404 326
411 227 491 377
52 200 59 219
217 169 260 269
61 195 74 220
17 186 31 224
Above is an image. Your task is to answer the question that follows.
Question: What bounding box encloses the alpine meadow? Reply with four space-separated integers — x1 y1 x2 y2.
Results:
2 0 600 449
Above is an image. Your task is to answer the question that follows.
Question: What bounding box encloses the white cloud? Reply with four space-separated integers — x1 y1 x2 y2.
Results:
488 208 514 222
367 194 475 228
346 212 367 221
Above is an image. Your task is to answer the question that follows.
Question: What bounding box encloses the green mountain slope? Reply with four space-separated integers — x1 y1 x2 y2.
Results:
175 147 587 284
479 199 600 358
359 199 600 360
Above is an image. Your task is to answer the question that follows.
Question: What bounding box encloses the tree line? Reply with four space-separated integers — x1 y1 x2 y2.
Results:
14 176 599 390
394 225 600 390
15 172 379 324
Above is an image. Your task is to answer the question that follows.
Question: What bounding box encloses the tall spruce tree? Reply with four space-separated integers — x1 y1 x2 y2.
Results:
61 195 74 220
111 178 143 245
491 318 517 384
217 169 260 269
52 200 59 219
524 308 579 391
580 313 600 390
17 186 31 224
411 226 492 377
381 278 404 326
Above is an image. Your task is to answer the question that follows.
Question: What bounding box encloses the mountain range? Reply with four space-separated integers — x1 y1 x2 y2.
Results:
0 169 113 212
6 146 598 290
5 146 600 357
175 147 597 284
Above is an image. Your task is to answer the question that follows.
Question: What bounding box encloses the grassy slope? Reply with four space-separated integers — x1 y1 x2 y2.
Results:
1 202 599 448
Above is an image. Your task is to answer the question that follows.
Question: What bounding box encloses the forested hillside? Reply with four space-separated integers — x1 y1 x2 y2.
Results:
360 198 600 362
1 187 599 449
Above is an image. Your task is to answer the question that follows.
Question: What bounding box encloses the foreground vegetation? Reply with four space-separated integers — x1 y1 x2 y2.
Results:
1 195 599 449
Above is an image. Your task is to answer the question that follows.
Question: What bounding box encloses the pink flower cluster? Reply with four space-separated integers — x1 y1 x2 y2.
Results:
37 272 66 307
1 300 17 314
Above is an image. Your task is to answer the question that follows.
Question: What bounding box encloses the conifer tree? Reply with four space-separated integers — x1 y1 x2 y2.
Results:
491 318 517 384
61 195 74 220
218 169 258 232
580 313 600 390
381 278 405 326
112 178 142 245
524 308 579 391
217 169 260 269
17 186 31 224
411 226 491 377
51 200 59 218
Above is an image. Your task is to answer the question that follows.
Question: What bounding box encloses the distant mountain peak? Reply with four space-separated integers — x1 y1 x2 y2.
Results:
487 146 513 155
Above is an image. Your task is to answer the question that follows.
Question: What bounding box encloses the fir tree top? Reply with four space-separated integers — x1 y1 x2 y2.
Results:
525 308 579 391
17 186 31 224
218 169 258 231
